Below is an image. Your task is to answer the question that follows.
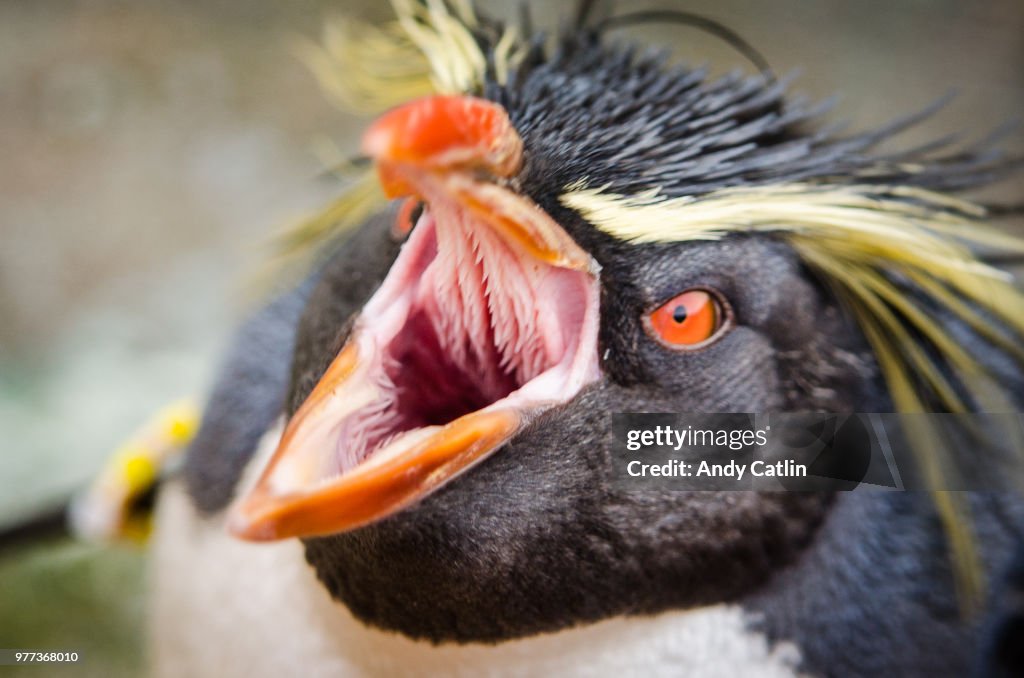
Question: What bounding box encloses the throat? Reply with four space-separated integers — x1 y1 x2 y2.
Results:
384 207 553 426
330 204 595 476
385 306 519 430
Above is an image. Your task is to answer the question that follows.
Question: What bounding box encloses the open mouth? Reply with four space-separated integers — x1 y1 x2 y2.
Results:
228 96 601 541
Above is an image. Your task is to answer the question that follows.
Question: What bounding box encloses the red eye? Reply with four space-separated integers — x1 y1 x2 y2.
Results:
647 290 725 348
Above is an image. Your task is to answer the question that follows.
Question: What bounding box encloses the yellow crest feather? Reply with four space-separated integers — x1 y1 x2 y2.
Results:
296 0 487 117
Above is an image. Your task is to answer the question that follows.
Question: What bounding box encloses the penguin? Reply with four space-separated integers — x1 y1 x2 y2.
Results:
147 2 1024 676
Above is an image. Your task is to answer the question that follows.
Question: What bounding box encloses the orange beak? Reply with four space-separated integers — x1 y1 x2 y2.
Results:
362 94 524 191
228 96 600 541
366 96 590 271
228 340 520 540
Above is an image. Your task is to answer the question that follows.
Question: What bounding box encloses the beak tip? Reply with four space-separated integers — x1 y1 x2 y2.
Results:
360 95 522 176
225 503 278 542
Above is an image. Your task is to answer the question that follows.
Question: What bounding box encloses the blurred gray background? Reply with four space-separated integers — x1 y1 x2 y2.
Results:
0 1 1021 676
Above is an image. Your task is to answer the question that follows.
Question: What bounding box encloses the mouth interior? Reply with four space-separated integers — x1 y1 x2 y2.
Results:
327 200 599 477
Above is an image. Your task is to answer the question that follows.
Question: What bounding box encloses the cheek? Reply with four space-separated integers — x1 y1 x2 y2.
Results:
641 328 786 412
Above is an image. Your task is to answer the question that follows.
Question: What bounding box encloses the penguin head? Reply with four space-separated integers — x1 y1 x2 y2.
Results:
223 2 1023 643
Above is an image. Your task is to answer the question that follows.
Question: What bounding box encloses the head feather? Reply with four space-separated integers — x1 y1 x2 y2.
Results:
561 180 1024 410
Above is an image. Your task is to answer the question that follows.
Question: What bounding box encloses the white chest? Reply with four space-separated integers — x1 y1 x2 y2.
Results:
151 428 804 678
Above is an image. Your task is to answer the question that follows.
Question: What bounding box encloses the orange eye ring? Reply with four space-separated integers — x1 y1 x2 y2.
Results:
646 289 729 350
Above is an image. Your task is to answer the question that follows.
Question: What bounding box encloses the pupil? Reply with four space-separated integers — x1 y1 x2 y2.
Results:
672 305 688 323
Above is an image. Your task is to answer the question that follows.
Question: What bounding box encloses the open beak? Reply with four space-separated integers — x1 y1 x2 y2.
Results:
228 95 601 541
